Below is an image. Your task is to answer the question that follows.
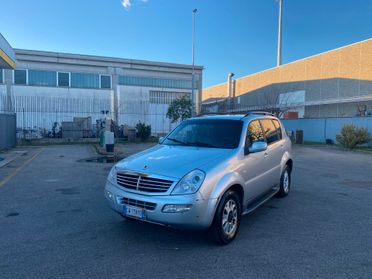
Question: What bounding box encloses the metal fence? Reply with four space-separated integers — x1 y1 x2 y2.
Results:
281 117 372 144
0 113 16 150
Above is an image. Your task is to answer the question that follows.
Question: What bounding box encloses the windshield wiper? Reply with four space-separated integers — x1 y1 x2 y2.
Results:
166 137 188 145
186 141 217 148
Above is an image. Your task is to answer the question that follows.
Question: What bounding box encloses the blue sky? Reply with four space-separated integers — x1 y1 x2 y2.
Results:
1 0 372 87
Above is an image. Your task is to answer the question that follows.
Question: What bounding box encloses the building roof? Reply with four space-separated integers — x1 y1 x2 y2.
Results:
0 33 16 69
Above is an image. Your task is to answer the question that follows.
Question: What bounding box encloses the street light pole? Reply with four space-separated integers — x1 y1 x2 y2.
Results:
191 8 197 115
277 0 283 66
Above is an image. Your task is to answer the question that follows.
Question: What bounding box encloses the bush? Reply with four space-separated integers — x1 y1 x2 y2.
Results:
336 124 369 149
136 122 151 141
166 95 193 123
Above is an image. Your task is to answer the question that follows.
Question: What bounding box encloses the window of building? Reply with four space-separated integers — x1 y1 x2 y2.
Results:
14 69 27 85
260 119 280 144
100 75 111 89
149 91 190 104
28 70 57 86
0 69 3 83
58 72 70 87
71 72 99 88
118 76 192 89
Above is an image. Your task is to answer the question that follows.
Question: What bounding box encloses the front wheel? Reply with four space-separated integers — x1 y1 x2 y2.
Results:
211 190 242 245
277 165 291 197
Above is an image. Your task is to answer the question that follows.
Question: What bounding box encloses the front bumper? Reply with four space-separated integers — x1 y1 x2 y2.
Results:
104 180 218 229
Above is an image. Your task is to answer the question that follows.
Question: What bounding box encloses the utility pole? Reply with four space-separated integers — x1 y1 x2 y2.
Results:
191 8 198 115
277 0 283 66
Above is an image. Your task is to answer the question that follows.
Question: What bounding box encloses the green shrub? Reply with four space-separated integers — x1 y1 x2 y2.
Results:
336 124 369 149
166 95 193 123
136 122 151 141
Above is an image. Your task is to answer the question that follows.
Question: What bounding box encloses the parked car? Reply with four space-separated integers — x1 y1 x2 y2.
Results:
104 112 293 244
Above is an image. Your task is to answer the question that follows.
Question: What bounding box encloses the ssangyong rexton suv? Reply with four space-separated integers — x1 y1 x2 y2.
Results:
104 112 293 244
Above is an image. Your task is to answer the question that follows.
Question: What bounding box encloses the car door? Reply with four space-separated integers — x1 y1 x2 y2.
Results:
240 120 273 204
259 119 284 190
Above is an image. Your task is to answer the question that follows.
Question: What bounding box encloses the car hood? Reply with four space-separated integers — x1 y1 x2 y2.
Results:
115 144 233 179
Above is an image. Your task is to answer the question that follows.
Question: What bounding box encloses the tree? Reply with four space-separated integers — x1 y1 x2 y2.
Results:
166 95 193 123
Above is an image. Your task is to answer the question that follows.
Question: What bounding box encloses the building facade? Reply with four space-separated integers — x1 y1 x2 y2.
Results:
202 39 372 118
0 49 203 135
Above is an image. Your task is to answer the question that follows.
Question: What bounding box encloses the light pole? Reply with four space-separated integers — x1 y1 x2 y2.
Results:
277 0 283 66
191 8 197 115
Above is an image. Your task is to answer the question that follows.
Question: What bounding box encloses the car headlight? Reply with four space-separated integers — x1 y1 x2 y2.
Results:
171 169 205 195
107 166 117 183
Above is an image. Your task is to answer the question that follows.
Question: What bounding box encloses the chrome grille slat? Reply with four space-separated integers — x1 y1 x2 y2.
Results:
116 172 174 193
120 197 157 210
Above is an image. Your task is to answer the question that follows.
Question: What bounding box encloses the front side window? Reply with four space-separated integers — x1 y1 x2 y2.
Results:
14 69 27 85
246 120 265 147
100 75 111 89
260 119 280 144
163 119 243 149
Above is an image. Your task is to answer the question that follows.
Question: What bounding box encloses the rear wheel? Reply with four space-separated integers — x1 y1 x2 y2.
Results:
211 190 242 245
277 165 291 197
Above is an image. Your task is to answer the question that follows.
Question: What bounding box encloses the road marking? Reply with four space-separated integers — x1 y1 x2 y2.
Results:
0 148 44 188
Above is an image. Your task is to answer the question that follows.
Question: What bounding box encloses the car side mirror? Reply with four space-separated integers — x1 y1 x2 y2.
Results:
159 137 164 144
245 141 267 155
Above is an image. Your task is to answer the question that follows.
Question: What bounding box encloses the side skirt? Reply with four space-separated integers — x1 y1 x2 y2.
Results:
242 186 279 215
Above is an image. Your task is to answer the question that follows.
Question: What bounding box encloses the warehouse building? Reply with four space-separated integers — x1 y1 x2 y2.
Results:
0 49 203 135
202 38 372 118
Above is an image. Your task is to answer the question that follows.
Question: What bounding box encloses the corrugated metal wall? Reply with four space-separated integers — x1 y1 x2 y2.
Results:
281 117 372 143
0 113 16 150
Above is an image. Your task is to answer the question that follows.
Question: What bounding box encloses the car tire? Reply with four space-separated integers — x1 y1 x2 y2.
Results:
211 189 242 245
277 165 291 197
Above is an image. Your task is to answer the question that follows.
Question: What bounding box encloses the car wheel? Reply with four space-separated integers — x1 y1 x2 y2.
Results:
277 165 291 197
211 189 242 245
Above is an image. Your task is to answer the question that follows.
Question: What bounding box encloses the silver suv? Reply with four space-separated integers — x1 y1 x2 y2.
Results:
104 112 293 244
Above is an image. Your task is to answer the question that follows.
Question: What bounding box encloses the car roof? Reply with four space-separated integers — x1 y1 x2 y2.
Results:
192 113 279 122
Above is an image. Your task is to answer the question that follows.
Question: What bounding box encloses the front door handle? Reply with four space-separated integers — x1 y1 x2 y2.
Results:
264 152 269 158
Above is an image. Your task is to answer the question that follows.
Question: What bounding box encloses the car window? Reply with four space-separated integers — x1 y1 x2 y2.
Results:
246 120 265 147
163 119 243 149
260 119 280 144
272 119 282 140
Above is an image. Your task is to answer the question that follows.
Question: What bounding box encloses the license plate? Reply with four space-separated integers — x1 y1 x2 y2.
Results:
123 205 145 220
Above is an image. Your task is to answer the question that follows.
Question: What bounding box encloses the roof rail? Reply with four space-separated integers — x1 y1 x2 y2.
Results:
243 111 275 117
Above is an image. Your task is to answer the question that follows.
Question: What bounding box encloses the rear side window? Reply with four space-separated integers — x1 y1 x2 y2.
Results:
246 120 265 147
260 119 280 144
272 119 283 140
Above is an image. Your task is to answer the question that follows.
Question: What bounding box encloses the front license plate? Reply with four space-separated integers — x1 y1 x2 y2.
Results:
123 205 145 220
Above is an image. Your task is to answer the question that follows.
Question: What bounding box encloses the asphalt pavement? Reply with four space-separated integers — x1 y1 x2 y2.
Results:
0 144 371 279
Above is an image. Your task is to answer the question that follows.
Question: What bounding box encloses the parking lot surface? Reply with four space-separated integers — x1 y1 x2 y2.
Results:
0 144 371 279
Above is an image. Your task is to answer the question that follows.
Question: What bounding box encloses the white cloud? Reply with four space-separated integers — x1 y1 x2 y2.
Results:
121 0 148 10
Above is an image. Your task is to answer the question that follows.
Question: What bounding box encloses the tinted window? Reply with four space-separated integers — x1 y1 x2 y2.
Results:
260 119 280 144
100 75 111 89
58 72 69 87
163 119 243 149
14 69 27 85
272 119 282 140
71 72 99 88
28 70 56 86
247 120 264 147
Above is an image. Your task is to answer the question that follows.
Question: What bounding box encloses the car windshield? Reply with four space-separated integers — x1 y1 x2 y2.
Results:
163 119 243 149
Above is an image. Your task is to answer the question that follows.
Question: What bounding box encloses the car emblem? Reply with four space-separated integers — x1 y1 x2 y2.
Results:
143 165 148 170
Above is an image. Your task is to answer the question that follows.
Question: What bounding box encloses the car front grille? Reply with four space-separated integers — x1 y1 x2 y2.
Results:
120 197 157 211
116 172 174 193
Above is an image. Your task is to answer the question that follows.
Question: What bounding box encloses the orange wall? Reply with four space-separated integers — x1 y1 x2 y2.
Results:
203 39 372 101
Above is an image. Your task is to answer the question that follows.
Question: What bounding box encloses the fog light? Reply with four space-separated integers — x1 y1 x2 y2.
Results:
105 190 114 200
162 204 192 213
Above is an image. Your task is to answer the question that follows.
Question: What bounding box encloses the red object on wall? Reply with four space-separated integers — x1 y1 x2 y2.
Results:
283 111 299 119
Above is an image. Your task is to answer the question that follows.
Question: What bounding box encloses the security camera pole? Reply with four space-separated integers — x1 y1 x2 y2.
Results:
191 8 198 115
277 0 283 66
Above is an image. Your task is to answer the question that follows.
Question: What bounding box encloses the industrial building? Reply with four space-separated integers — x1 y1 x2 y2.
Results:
202 38 372 118
0 49 203 136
